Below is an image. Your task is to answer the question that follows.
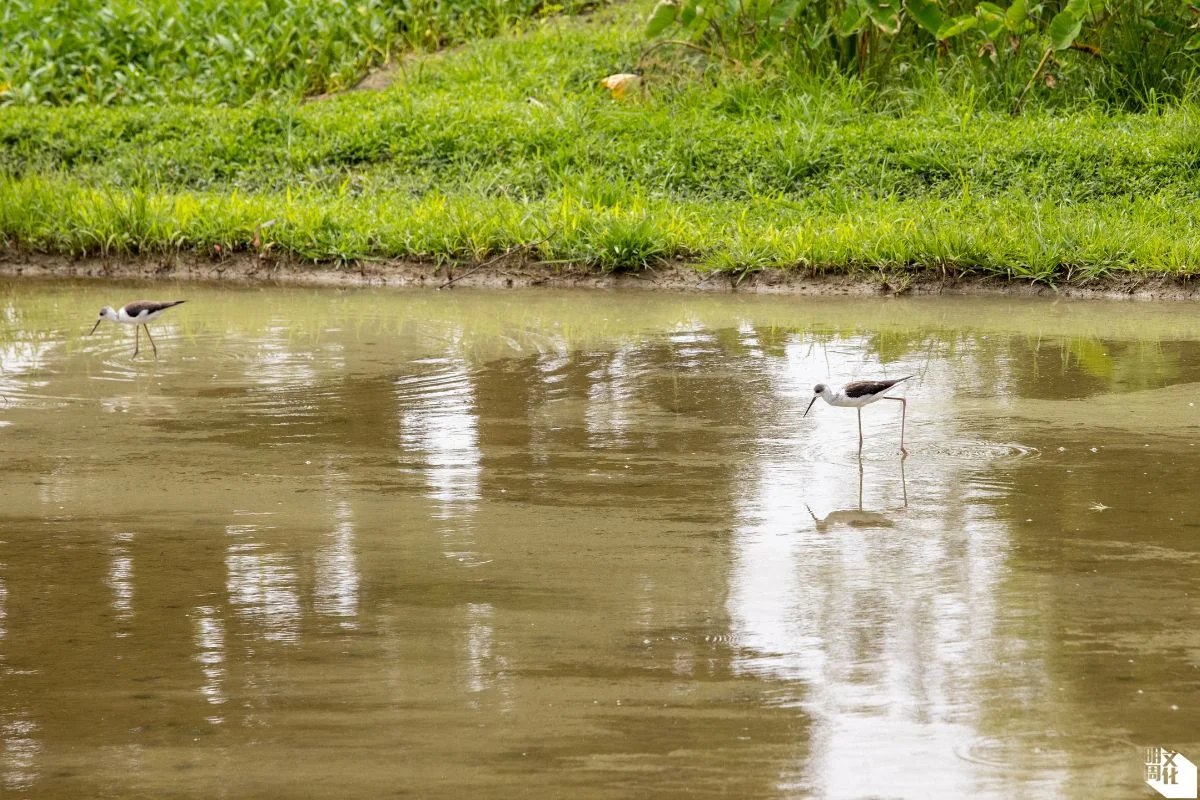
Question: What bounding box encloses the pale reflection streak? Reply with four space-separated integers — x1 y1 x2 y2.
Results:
314 472 360 626
465 603 494 694
398 351 507 705
0 715 40 792
106 532 135 635
529 345 572 475
462 602 509 708
247 327 317 388
586 345 635 447
668 323 718 369
225 523 301 643
192 605 227 723
0 573 37 793
727 334 1023 798
0 340 56 409
243 326 324 448
221 329 321 643
36 461 74 509
398 354 485 565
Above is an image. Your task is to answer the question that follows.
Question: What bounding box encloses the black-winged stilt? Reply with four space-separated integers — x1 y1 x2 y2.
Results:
89 300 186 359
804 376 912 456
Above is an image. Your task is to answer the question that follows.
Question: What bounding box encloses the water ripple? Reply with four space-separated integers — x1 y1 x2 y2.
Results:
955 732 1133 770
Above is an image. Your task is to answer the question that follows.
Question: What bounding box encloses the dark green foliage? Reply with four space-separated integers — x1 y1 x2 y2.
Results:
0 0 590 106
645 0 1200 111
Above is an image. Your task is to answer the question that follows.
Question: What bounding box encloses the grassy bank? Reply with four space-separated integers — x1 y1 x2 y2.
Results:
3 1 1200 283
0 0 592 105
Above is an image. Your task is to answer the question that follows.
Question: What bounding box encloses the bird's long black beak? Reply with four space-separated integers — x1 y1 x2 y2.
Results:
89 318 103 336
803 396 818 417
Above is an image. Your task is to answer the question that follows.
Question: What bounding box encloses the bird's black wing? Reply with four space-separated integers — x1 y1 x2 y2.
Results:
844 376 911 398
124 300 186 317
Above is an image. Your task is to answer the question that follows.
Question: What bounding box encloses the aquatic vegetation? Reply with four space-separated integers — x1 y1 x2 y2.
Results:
0 0 592 106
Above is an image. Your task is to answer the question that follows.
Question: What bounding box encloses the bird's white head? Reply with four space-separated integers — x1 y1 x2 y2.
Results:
90 306 118 334
804 383 830 416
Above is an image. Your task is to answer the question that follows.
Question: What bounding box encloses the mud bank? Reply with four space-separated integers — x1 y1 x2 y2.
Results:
4 251 1200 301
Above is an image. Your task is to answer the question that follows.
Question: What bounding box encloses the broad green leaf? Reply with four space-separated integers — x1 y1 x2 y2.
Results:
686 13 710 36
1066 0 1090 16
768 0 808 26
1006 0 1028 31
905 0 947 36
865 0 902 34
937 14 977 38
1187 32 1200 50
977 2 1007 41
1048 9 1082 50
1143 15 1182 35
645 0 678 37
680 0 699 26
1066 0 1105 18
835 1 868 35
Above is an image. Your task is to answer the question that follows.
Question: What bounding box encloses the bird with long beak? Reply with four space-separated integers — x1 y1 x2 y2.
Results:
804 376 912 456
90 300 186 359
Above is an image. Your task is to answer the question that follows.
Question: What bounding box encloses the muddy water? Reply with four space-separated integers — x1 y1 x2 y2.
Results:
0 280 1197 799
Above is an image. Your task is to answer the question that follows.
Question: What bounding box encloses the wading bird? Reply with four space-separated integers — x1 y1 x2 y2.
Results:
804 376 912 456
89 300 186 359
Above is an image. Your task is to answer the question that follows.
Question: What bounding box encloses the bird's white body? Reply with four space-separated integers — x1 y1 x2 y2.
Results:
103 305 174 325
805 376 913 456
91 300 186 358
814 384 894 408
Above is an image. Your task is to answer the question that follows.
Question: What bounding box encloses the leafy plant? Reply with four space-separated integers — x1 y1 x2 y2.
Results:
643 0 1200 110
0 0 596 107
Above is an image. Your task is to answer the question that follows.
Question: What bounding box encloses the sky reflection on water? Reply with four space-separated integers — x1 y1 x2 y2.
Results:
0 282 1197 799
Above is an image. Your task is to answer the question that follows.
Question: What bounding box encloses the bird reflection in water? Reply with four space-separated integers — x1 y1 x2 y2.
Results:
806 460 907 533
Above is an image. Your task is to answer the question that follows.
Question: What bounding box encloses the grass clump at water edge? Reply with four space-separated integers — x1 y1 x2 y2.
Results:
8 173 1200 284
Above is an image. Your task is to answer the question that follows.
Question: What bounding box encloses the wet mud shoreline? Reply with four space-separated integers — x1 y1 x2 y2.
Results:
4 251 1200 301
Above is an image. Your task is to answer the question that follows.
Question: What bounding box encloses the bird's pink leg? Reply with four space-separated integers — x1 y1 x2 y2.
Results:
133 325 140 359
884 397 907 457
857 407 863 455
143 325 158 359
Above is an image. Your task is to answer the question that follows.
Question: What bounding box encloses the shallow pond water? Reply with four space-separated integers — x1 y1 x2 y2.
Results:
0 280 1197 799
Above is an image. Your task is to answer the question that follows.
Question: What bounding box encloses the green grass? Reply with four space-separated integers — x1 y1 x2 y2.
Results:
9 172 1200 281
0 0 587 105
3 0 1200 283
